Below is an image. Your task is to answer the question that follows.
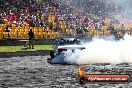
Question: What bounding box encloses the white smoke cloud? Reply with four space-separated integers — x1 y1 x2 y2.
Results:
64 34 132 64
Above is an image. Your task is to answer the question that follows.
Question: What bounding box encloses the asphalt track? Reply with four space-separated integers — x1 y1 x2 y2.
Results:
0 56 132 88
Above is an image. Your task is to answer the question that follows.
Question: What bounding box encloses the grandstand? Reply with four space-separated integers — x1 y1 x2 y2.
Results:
0 0 132 88
0 0 132 41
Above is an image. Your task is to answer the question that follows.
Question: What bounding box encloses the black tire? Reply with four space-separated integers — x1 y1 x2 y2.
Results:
79 77 86 85
50 50 55 58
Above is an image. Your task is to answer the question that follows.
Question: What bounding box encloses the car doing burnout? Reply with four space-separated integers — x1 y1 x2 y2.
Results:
47 38 85 64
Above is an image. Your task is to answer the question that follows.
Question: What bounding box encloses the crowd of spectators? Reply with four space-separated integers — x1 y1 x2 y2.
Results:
0 0 132 39
0 0 48 27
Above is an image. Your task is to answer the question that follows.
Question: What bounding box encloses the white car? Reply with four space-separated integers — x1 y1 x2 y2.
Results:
47 45 85 64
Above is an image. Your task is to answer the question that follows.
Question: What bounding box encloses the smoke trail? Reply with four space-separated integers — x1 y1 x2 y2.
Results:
64 34 132 64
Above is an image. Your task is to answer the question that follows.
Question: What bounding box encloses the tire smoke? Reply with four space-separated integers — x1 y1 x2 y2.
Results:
64 34 132 64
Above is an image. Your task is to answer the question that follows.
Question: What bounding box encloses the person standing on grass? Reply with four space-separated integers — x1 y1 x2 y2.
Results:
28 29 35 49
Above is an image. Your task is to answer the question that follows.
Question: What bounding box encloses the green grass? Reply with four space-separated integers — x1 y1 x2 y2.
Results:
0 45 53 52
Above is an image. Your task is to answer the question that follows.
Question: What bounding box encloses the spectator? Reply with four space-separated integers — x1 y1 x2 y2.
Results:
30 21 36 27
120 24 125 30
5 25 11 32
0 14 3 24
108 24 115 35
49 23 53 30
40 21 44 27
